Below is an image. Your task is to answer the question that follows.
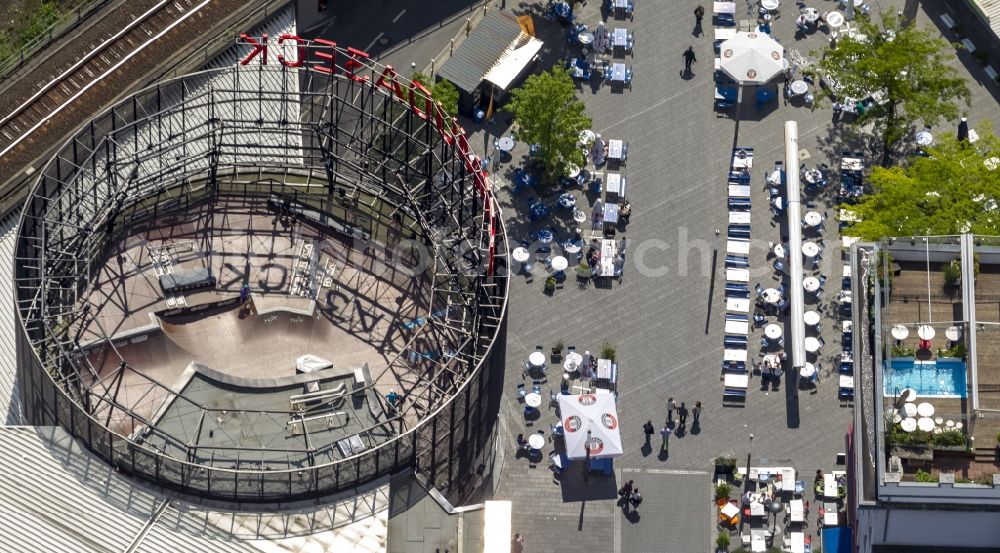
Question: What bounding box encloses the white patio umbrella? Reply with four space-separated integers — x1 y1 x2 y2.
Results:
718 32 786 85
557 393 623 460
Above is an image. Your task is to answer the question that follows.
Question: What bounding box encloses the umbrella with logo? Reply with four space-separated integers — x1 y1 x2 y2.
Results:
556 393 623 459
718 32 786 85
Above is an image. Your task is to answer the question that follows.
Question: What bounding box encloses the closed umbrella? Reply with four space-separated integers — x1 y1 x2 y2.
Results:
718 32 786 85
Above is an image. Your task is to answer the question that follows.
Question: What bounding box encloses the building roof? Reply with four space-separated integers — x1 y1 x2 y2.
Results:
0 213 22 425
0 425 390 552
971 0 1000 39
438 10 527 93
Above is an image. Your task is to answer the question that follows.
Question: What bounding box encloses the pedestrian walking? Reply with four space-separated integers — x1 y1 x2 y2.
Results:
694 5 705 34
619 479 634 497
512 532 525 552
660 422 671 451
678 402 689 426
683 46 697 73
693 401 702 424
666 397 676 422
643 420 655 445
629 488 643 509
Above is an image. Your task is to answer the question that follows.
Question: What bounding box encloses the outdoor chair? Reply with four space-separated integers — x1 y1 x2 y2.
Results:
753 312 766 327
727 255 750 268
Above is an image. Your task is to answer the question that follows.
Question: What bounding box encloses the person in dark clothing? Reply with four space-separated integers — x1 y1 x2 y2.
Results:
643 420 655 445
683 46 697 72
694 5 705 35
678 402 689 426
629 488 643 509
693 401 702 423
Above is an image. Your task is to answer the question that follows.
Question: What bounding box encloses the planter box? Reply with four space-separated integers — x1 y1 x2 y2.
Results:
933 445 972 458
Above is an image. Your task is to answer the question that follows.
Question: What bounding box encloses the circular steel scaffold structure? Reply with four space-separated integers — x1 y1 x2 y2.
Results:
13 53 509 503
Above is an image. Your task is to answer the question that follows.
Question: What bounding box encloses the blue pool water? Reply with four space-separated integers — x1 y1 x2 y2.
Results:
883 357 967 397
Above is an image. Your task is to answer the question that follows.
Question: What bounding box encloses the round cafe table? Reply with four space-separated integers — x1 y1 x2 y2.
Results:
578 31 595 45
902 402 918 418
825 11 844 29
790 80 809 96
915 131 933 147
562 240 582 254
800 363 816 379
805 336 821 353
801 242 820 258
917 402 935 417
804 310 821 326
579 129 596 145
900 388 917 402
567 165 582 179
803 211 823 227
764 324 783 340
498 136 515 152
773 244 786 258
527 432 545 449
803 277 820 292
945 325 962 342
564 351 584 371
558 193 577 208
917 325 935 340
892 410 902 423
803 7 820 22
528 351 546 367
762 288 782 304
525 393 542 409
891 325 909 341
512 247 530 263
917 417 935 432
551 256 569 272
900 417 917 432
761 0 780 10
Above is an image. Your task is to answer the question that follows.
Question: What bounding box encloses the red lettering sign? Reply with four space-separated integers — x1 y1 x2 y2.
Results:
409 80 432 121
313 38 337 74
375 66 405 100
344 47 370 83
277 34 304 68
240 33 267 65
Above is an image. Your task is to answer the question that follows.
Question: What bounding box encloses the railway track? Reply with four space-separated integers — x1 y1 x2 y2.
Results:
0 0 208 157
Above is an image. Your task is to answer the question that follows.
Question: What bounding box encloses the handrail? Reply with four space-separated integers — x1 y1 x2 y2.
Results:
0 0 113 81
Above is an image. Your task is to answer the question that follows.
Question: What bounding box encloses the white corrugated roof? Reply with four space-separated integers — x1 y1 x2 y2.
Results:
972 0 1000 37
0 213 22 425
0 426 159 553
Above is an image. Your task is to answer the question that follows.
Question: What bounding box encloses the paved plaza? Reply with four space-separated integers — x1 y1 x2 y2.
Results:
482 1 1000 552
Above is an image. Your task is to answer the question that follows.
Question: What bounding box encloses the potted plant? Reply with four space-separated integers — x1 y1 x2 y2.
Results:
551 340 564 361
914 469 937 483
716 531 730 553
544 276 557 292
943 259 962 287
600 341 616 361
714 482 733 501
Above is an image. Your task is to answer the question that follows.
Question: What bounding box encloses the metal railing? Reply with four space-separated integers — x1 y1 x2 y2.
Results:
0 0 112 80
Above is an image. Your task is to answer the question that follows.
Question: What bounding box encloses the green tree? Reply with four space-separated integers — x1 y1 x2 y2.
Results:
410 72 459 117
815 13 970 165
508 67 591 184
845 123 1000 240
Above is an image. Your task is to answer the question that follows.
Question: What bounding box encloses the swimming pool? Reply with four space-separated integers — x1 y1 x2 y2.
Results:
883 357 967 397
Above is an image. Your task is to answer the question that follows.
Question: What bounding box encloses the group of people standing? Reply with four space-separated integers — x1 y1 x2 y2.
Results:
642 398 703 454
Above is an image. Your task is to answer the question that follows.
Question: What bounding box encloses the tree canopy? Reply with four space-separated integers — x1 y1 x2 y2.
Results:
845 124 1000 240
815 13 970 165
507 67 592 183
411 72 459 117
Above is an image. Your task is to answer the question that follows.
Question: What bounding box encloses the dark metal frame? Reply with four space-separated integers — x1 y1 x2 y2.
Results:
15 61 509 503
